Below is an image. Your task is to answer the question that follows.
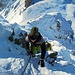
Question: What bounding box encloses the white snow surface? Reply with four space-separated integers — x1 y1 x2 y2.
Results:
0 0 75 75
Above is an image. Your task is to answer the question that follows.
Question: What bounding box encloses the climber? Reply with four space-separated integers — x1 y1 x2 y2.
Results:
25 27 46 67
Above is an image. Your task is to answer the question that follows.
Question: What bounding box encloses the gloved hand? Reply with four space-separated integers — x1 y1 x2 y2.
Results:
26 49 35 57
39 58 44 67
27 49 32 55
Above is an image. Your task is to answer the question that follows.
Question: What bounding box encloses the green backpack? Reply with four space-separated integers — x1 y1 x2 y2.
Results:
30 42 52 54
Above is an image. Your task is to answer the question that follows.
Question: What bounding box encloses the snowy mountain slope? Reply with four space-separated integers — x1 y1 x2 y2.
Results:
0 0 75 75
0 0 16 11
3 0 75 38
0 15 31 75
0 12 75 75
0 0 25 23
1 0 74 23
2 0 75 36
0 0 43 24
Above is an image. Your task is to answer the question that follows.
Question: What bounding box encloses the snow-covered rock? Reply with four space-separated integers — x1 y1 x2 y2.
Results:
28 12 74 41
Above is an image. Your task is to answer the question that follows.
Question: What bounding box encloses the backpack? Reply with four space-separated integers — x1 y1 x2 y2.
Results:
29 42 52 54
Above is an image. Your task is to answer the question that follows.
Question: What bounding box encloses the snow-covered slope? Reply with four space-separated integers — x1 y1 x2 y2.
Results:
0 0 75 75
0 0 16 11
27 13 73 40
1 0 75 36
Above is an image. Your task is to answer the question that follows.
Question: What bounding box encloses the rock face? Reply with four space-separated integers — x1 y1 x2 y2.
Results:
8 24 27 49
25 0 32 8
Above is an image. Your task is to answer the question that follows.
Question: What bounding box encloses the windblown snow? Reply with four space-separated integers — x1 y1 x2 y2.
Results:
0 0 75 75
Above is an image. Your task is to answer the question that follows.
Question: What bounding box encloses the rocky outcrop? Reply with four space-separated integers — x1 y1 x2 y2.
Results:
25 0 32 8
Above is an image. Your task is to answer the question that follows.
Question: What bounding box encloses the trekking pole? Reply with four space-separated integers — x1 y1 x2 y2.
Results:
22 56 31 75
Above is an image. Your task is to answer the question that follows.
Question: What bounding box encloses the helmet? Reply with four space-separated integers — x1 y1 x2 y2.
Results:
29 27 39 40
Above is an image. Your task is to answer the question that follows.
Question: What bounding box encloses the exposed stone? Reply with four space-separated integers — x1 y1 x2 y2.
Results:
25 0 32 8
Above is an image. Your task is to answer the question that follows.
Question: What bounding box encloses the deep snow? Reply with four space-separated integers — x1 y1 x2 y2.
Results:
0 0 75 75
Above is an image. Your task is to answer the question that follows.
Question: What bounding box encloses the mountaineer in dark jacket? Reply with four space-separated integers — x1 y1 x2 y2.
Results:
25 27 46 67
